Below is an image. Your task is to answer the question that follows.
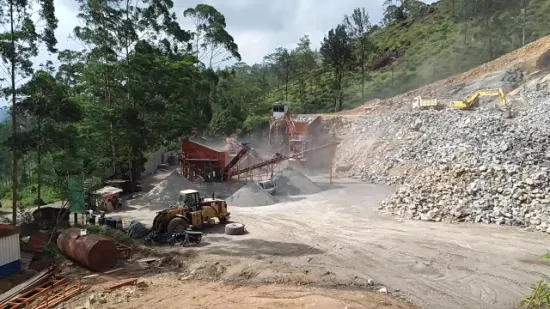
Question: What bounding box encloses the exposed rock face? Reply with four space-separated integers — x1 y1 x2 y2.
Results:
335 73 550 232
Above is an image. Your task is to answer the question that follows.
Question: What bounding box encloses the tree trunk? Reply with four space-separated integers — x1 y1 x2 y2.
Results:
336 69 344 112
125 0 132 183
36 118 42 208
361 51 365 102
463 20 468 45
521 0 529 46
9 0 18 224
486 18 495 59
285 78 288 101
452 0 455 16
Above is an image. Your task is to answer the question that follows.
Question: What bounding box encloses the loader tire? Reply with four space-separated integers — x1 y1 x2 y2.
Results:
225 222 246 235
167 217 189 236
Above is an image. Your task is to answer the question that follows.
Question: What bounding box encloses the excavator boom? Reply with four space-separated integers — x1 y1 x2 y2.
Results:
450 88 508 109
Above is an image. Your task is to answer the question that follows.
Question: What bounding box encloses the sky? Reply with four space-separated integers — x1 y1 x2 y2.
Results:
0 0 437 107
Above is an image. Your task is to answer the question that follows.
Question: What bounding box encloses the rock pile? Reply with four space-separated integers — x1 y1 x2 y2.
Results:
144 171 196 203
226 181 276 207
337 72 550 231
273 165 321 195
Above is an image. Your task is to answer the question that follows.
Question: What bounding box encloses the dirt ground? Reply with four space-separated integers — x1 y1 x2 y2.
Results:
103 170 550 309
70 274 416 309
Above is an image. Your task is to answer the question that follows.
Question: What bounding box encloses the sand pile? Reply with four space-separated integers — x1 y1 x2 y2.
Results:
273 165 321 195
226 182 276 207
144 171 196 203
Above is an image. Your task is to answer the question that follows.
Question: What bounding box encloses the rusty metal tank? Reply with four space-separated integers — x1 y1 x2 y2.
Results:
56 229 118 272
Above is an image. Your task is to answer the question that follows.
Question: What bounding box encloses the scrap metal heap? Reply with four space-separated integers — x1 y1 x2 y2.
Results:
0 266 89 309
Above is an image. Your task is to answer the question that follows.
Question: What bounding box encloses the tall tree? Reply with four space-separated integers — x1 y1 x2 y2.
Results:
343 8 373 102
0 0 58 223
183 4 241 68
383 0 406 24
293 35 317 103
18 70 82 206
264 47 296 101
320 24 354 112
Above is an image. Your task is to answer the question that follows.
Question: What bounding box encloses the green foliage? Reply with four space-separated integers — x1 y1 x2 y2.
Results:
0 0 59 220
521 280 550 309
184 4 241 68
321 24 355 111
82 224 135 246
1 0 550 213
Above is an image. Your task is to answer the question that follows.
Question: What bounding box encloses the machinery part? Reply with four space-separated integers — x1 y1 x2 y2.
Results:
57 229 118 272
143 232 168 245
225 223 246 235
450 88 508 109
150 190 229 234
167 217 189 235
412 96 444 110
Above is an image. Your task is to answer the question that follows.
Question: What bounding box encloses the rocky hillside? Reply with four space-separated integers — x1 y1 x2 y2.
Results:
331 35 550 232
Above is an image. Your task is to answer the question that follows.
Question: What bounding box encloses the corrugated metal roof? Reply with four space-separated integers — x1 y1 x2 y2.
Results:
0 233 20 266
92 186 123 197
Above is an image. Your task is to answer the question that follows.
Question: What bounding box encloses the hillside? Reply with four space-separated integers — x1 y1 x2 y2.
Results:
262 0 550 113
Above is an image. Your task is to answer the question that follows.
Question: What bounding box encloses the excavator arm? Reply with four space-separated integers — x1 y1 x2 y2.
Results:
450 88 508 109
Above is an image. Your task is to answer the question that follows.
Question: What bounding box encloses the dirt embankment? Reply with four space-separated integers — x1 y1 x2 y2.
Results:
69 275 417 309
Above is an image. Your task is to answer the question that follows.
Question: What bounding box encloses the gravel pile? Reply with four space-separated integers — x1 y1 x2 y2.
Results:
144 171 196 203
273 165 321 195
226 182 276 207
337 72 550 231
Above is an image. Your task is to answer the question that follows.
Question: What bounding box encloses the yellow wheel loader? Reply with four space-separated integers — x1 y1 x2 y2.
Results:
150 189 230 235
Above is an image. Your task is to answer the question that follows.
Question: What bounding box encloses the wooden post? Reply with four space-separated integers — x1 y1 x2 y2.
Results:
329 145 335 184
237 161 240 188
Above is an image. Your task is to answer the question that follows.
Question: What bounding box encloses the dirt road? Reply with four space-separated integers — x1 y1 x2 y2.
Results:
79 275 416 309
116 175 550 309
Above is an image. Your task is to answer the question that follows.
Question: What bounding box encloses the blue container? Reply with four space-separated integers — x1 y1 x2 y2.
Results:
105 218 113 228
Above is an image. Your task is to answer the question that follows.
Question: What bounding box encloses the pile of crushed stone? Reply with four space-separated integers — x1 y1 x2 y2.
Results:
273 165 321 195
336 73 550 231
144 171 195 203
226 182 275 207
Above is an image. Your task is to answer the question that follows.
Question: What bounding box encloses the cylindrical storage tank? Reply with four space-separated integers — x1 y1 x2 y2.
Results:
57 229 118 272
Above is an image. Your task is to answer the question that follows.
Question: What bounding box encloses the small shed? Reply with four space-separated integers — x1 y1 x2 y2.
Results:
0 224 22 278
90 186 123 212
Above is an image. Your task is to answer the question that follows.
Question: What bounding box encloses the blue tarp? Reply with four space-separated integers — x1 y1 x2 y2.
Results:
0 260 22 279
127 220 150 239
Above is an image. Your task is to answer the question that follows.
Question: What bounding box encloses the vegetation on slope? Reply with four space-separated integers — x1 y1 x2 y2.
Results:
262 0 550 111
1 0 550 217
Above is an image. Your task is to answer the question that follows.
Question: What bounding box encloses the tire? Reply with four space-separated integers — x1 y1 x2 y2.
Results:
168 238 176 246
225 222 246 235
167 217 189 236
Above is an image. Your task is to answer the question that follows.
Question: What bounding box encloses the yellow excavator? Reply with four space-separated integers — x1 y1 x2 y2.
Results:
450 88 508 110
